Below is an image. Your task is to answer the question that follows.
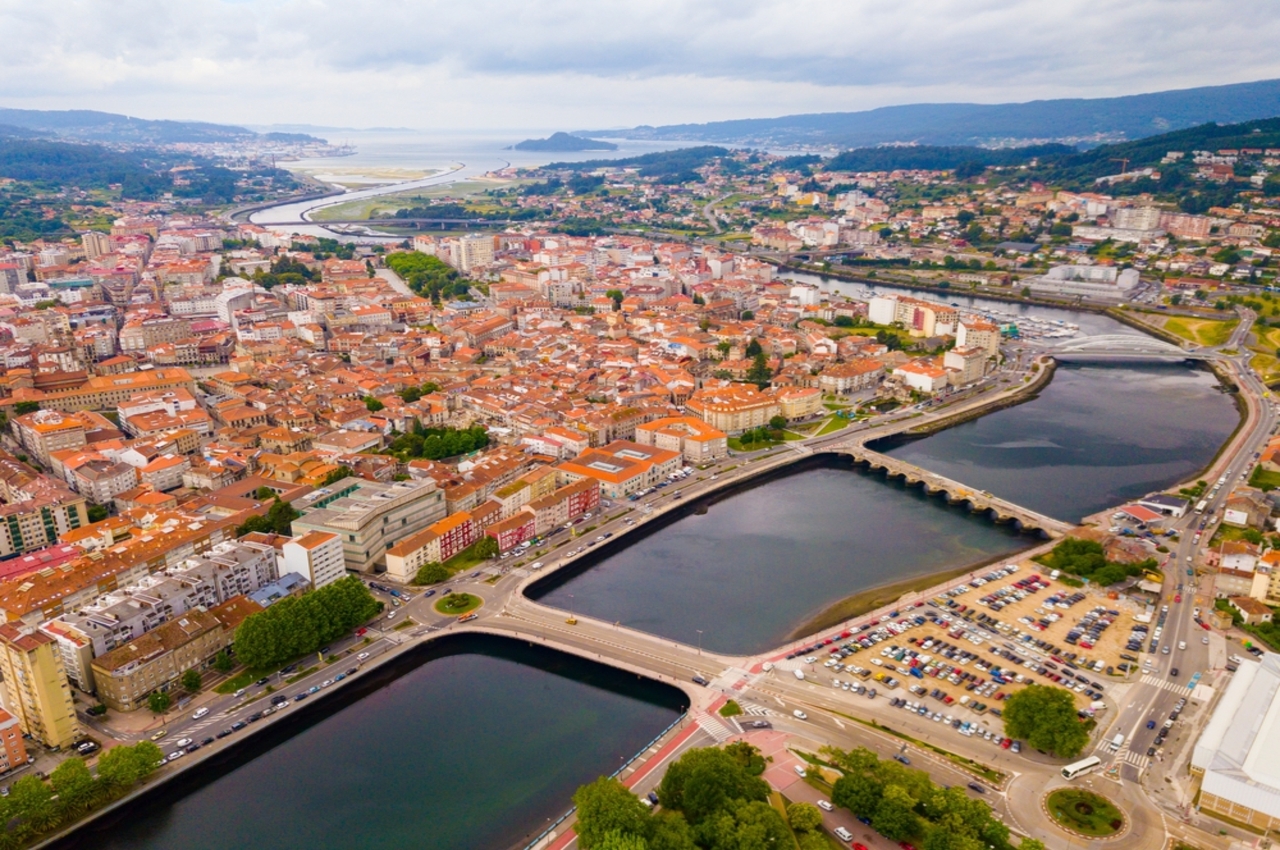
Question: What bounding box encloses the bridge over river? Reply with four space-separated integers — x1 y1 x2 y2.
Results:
825 441 1075 537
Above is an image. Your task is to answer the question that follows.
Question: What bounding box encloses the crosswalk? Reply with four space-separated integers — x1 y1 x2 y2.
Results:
1140 674 1187 694
697 714 734 742
1116 748 1150 770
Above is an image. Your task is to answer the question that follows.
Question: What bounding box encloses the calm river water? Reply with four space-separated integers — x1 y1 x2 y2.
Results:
60 635 685 850
531 456 1032 655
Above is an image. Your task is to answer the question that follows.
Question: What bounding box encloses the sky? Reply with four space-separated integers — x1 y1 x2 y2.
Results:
1 0 1278 132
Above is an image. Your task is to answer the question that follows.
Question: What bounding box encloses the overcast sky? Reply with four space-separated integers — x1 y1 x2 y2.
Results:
1 0 1278 132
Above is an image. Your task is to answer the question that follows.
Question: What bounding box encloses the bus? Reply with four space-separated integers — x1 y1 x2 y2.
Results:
1194 500 1208 514
1061 756 1103 780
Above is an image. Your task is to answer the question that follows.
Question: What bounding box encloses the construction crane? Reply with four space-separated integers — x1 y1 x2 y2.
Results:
1111 157 1130 174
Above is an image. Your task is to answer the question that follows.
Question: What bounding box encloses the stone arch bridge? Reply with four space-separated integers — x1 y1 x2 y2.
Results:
826 445 1075 537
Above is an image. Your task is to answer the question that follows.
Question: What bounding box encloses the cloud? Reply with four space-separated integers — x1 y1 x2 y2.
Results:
0 0 1277 128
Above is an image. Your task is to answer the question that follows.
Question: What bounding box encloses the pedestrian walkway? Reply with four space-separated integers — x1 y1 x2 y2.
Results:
1117 747 1150 770
1140 674 1186 693
696 714 734 742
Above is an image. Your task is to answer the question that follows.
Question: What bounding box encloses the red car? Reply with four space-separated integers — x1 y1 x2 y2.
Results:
855 845 869 850
900 843 917 850
1001 737 1012 749
1174 594 1182 603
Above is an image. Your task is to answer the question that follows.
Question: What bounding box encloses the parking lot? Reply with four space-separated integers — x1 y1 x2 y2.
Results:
775 561 1148 741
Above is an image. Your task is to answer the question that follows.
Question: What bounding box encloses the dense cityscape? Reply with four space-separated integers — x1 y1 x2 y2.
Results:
4 4 1280 850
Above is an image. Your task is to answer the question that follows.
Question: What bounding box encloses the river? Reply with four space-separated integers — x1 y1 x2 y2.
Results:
530 455 1032 656
60 635 686 850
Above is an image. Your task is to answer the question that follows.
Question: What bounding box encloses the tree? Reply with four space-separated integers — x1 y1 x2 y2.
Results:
86 504 109 523
50 758 98 817
181 669 202 692
744 339 763 358
606 289 625 310
1020 286 1032 298
595 832 648 850
8 774 57 833
1003 684 1093 757
746 352 772 389
236 497 301 537
768 415 787 432
474 536 499 560
364 396 385 413
213 650 233 673
413 562 449 585
832 770 884 818
13 401 39 416
399 386 423 403
740 310 754 320
873 784 920 841
322 466 356 486
255 485 276 501
574 777 651 849
233 575 380 669
148 690 171 714
647 811 697 850
787 801 823 833
658 746 769 825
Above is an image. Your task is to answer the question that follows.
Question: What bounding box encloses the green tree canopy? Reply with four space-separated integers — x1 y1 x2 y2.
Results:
658 746 769 826
574 777 652 849
1003 684 1093 758
413 562 450 585
233 576 380 669
181 669 202 692
148 691 171 714
786 801 823 833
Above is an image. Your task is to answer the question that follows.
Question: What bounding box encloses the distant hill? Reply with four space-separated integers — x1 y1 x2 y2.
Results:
545 146 729 183
0 108 324 145
826 143 1074 173
509 132 618 152
591 79 1280 149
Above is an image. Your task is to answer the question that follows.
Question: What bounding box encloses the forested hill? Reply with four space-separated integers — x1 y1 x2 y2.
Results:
826 144 1073 174
594 78 1280 148
0 107 323 145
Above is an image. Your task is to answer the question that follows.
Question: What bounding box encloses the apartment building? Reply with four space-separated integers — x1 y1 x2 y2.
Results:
556 440 682 500
384 511 479 583
280 530 347 589
13 410 87 469
0 624 78 748
7 368 196 412
635 416 727 464
291 479 446 572
91 607 230 712
0 710 28 772
956 319 1001 357
686 385 780 434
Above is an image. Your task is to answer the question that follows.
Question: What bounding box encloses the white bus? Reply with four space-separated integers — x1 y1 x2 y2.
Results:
1194 500 1208 514
1061 756 1102 780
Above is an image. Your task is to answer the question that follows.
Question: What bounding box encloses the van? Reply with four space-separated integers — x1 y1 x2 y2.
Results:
794 669 805 681
1109 733 1125 752
1178 641 1186 651
794 765 807 778
834 827 854 842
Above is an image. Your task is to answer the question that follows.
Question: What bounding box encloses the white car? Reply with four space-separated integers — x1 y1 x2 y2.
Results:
175 737 193 748
357 652 370 661
793 709 808 720
817 799 834 812
192 707 209 720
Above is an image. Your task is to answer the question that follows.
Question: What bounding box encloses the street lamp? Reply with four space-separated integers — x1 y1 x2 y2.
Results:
697 629 703 656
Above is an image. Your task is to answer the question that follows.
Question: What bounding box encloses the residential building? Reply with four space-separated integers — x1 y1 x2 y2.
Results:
280 530 348 589
686 385 779 434
956 319 1000 357
556 440 682 499
0 710 28 772
13 411 87 470
943 345 989 385
384 511 480 583
635 416 727 464
0 624 78 748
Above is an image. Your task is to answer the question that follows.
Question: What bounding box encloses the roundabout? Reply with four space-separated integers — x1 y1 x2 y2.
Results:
1044 788 1127 840
435 592 483 616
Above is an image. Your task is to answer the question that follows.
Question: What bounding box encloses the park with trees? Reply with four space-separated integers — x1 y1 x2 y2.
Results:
232 576 380 670
1035 537 1155 588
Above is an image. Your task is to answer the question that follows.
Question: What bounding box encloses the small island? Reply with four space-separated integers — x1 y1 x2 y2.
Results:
509 131 618 152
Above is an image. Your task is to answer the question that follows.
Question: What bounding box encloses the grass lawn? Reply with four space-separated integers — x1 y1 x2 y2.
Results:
719 700 743 718
1045 789 1125 837
1163 316 1238 347
441 540 493 575
817 416 852 436
728 435 784 451
1250 464 1280 491
434 592 482 616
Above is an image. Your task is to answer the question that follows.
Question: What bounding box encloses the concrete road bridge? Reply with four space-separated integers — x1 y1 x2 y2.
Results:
827 444 1075 537
1050 334 1209 361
